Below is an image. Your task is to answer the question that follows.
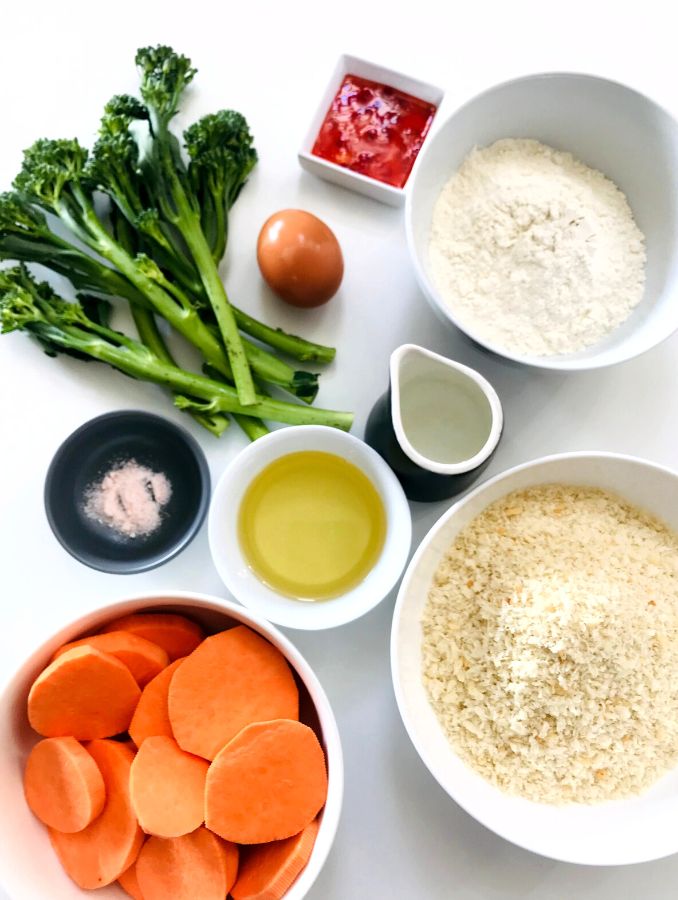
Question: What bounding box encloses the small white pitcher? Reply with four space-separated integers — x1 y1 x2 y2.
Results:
364 344 503 501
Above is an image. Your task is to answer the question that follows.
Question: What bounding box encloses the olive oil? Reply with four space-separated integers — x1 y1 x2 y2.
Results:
238 451 386 601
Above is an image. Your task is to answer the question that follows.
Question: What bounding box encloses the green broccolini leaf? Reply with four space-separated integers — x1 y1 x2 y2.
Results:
78 294 113 328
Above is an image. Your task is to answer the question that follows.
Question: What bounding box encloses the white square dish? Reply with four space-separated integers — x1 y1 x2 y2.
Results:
298 53 445 207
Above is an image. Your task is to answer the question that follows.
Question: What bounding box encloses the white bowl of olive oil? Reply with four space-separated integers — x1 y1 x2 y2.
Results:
208 426 412 629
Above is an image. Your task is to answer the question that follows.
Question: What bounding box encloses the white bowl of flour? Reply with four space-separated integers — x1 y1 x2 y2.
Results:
406 73 678 370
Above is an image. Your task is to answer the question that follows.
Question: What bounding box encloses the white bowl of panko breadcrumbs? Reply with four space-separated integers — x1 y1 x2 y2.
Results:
392 452 678 865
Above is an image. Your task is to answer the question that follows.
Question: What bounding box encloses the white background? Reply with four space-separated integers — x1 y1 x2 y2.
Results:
2 1 678 897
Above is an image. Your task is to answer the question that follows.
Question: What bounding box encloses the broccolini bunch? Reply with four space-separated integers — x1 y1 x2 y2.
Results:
0 46 348 439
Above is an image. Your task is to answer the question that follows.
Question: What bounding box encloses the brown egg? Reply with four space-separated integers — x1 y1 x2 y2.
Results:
256 209 344 308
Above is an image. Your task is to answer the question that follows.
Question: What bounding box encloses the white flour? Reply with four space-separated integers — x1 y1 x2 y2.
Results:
429 139 646 356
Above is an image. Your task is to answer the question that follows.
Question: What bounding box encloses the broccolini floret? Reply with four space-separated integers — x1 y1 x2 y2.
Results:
0 268 352 430
185 110 258 262
134 44 257 406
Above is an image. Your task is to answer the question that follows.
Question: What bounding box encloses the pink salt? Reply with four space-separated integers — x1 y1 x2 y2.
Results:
84 459 172 537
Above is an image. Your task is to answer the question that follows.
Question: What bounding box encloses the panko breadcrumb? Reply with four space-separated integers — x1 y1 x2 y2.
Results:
422 484 678 804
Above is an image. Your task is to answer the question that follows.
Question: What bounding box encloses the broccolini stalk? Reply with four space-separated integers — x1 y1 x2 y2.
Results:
88 103 204 298
230 307 336 365
13 138 237 377
135 253 319 403
88 116 334 372
0 194 325 404
14 139 316 404
18 138 315 403
201 363 270 441
0 192 138 301
130 302 229 437
135 45 257 407
0 268 353 431
183 112 335 365
106 105 334 365
0 203 336 367
113 207 263 440
109 205 230 437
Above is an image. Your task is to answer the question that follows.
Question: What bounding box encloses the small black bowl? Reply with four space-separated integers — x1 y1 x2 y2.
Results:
44 410 210 573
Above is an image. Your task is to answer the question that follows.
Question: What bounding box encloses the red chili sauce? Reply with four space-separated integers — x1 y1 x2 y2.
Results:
311 74 437 189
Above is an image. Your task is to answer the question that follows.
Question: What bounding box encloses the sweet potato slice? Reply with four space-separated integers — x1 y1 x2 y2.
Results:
136 827 239 900
205 719 327 844
130 736 208 838
101 613 204 661
24 736 105 833
119 861 145 900
28 646 141 739
49 740 143 889
129 657 185 748
231 818 320 900
53 631 168 687
168 626 298 760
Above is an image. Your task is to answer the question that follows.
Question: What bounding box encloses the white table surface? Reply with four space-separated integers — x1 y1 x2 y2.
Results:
2 1 678 897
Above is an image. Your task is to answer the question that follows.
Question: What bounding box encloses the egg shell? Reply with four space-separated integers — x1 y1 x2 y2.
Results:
257 209 344 308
